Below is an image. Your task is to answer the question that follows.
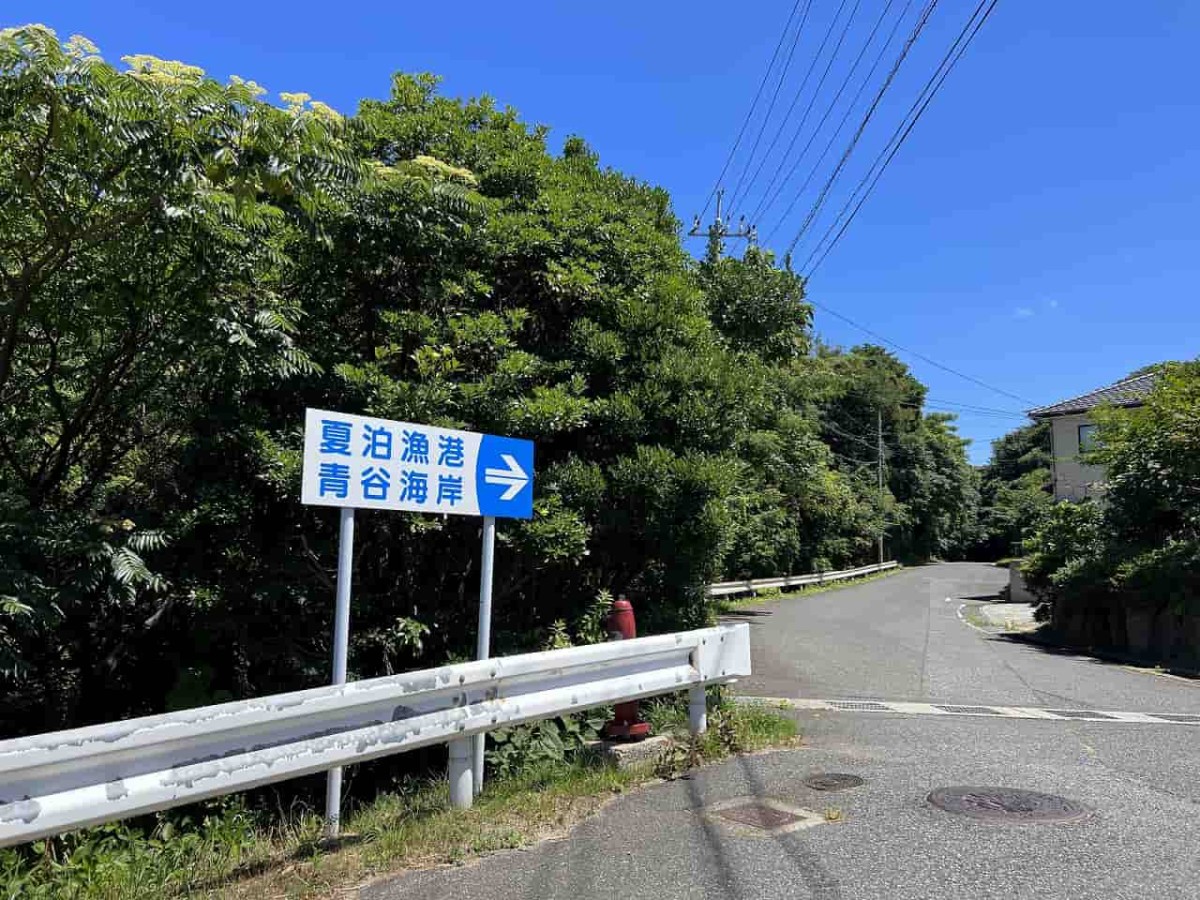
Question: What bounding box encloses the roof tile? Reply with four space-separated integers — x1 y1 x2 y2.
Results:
1028 372 1158 418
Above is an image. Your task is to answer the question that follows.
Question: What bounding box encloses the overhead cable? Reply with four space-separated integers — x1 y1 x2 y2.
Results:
724 0 860 218
720 0 816 217
698 0 806 220
806 295 1036 405
753 0 913 230
802 0 1001 273
782 0 941 254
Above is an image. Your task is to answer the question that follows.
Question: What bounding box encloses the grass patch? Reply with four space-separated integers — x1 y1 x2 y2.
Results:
961 603 993 630
716 565 904 614
0 694 797 900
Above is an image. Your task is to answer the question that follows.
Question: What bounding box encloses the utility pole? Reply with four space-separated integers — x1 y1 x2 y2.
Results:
689 189 757 258
877 408 885 565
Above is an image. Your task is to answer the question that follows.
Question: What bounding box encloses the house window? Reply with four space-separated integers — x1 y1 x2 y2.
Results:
1078 423 1099 453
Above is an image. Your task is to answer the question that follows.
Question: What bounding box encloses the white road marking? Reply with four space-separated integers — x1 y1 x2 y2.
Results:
956 602 992 635
745 696 1200 726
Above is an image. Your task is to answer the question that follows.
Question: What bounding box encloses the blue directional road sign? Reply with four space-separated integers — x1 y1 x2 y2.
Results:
301 409 534 520
475 435 535 519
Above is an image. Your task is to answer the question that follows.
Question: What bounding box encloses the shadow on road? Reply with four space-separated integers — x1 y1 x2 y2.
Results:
733 754 843 900
992 629 1200 681
684 775 741 899
675 755 844 900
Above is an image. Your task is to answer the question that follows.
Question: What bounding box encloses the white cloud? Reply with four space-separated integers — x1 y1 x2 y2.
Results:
1048 298 1059 309
1015 307 1035 319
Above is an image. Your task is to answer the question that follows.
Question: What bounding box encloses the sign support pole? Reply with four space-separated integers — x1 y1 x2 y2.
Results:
324 506 355 837
472 515 497 796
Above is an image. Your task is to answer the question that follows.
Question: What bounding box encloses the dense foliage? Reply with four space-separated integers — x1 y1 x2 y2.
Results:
0 27 980 738
973 421 1052 559
1023 360 1200 618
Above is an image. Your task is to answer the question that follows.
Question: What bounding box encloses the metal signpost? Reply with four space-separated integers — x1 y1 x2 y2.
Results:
300 408 534 835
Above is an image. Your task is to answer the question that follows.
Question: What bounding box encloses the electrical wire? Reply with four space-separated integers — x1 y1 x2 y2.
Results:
752 0 913 230
723 0 859 219
802 0 1000 273
719 0 815 218
828 450 879 470
805 295 1036 405
822 419 882 453
900 399 1025 416
782 0 941 254
923 398 1027 415
698 0 805 220
924 408 1028 420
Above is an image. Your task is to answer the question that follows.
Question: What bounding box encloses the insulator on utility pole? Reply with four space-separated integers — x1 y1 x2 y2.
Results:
689 187 756 244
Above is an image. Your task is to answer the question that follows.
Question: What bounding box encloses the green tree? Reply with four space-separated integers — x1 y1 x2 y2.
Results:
816 345 979 561
1022 359 1200 621
975 421 1052 559
0 30 986 745
0 25 357 728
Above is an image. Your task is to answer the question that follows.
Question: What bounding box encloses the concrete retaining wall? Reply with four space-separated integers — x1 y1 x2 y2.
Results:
1009 563 1035 604
1051 593 1200 671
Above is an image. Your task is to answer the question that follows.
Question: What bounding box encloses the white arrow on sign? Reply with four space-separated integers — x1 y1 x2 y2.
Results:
484 453 529 501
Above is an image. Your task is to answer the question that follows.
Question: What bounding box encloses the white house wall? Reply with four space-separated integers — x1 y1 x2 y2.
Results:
1049 412 1105 501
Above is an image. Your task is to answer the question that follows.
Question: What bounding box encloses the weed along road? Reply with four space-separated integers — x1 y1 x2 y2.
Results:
371 563 1200 900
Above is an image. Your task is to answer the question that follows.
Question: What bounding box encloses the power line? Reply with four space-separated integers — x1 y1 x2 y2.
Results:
720 0 815 217
924 408 1028 420
698 0 805 221
782 0 941 254
900 400 1026 417
822 418 881 452
737 0 886 220
752 0 913 231
826 447 878 468
723 0 860 220
757 0 915 234
806 295 1036 405
923 398 1026 416
803 0 1000 273
788 2 1019 408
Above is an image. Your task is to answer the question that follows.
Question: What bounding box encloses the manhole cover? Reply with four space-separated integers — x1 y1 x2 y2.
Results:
804 773 865 792
935 705 1002 715
717 802 801 830
1154 713 1200 724
928 787 1091 824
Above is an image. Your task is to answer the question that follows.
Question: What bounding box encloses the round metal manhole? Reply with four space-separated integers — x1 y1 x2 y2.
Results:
804 773 865 792
927 787 1091 824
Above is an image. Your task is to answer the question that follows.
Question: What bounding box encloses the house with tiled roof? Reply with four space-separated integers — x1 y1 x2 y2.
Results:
1028 371 1158 501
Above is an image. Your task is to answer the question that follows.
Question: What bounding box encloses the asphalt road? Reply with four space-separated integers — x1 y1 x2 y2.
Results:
732 561 1200 714
365 563 1200 900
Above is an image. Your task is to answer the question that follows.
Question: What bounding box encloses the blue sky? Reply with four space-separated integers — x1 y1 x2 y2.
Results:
10 1 1199 462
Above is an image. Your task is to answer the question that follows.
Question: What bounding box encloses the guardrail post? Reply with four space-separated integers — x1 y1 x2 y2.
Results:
448 737 474 809
688 685 707 735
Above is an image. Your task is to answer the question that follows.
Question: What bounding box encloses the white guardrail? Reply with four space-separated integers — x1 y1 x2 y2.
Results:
707 561 899 598
0 623 750 848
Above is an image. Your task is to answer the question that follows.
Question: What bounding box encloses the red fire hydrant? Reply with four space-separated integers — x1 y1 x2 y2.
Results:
603 596 652 740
